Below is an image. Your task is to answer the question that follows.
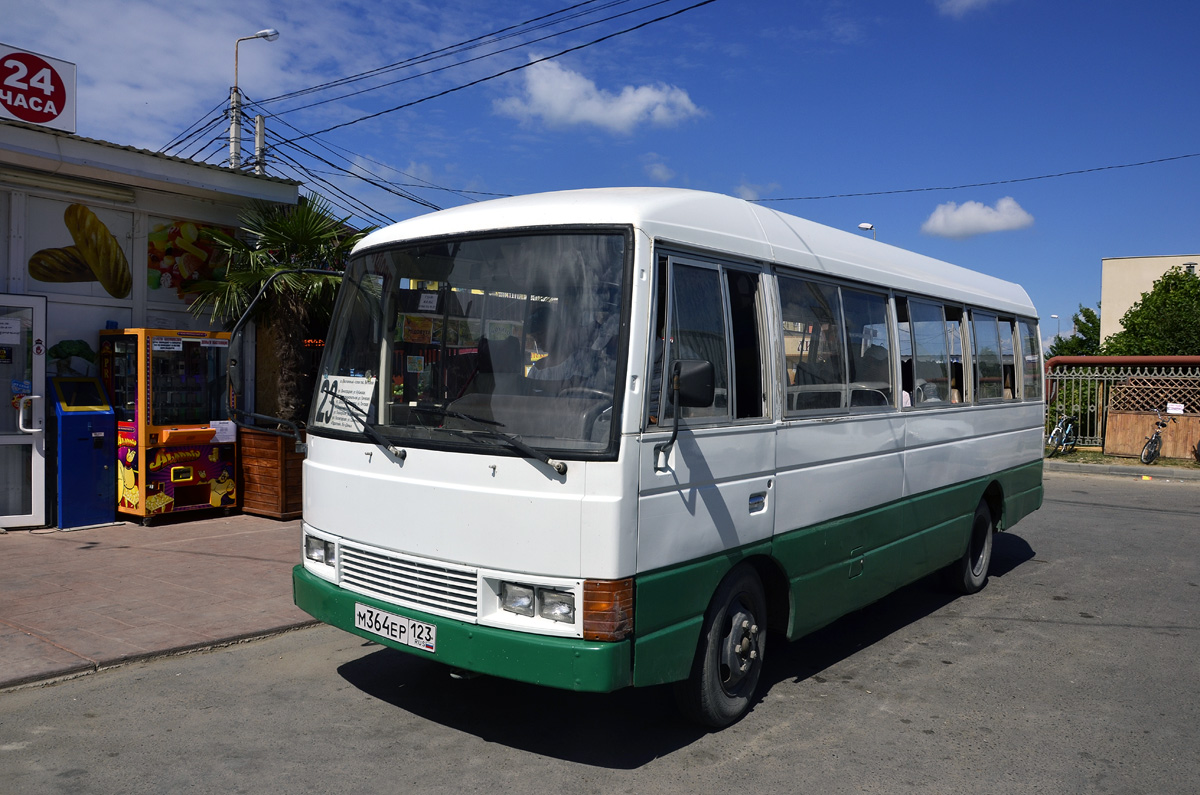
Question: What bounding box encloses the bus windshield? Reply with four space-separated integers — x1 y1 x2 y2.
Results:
312 231 627 457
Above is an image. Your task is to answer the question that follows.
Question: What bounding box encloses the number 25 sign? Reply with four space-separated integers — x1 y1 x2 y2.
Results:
0 44 76 133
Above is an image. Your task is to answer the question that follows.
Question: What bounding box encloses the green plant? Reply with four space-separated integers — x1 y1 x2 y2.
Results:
189 194 369 424
1103 267 1200 355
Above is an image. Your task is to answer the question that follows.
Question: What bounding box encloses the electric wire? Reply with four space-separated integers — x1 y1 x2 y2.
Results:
158 97 230 153
163 112 227 159
241 91 467 207
259 0 628 105
265 127 439 214
753 153 1200 202
276 0 719 143
267 0 679 117
270 146 395 227
251 101 447 210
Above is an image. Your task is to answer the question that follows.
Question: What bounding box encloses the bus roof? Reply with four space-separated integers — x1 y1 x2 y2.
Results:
355 187 1037 317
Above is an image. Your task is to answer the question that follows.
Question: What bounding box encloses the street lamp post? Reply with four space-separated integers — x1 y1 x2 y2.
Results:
1051 314 1060 339
230 28 279 170
857 222 876 240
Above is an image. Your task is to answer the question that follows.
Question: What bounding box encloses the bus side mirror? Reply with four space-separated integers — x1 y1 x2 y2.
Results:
673 359 715 408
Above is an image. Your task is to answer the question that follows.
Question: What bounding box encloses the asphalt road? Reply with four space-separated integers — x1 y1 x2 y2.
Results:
2 470 1197 795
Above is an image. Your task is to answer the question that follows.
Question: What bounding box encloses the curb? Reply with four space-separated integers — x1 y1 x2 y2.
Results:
0 621 320 693
1044 459 1200 481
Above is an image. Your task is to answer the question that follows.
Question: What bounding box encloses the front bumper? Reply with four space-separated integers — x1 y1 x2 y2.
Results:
293 566 632 692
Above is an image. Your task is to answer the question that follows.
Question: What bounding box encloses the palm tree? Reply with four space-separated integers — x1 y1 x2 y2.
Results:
190 194 369 424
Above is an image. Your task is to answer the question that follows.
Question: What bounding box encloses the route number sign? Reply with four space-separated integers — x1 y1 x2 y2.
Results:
0 44 75 132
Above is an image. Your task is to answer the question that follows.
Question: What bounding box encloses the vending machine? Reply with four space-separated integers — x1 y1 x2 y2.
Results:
99 329 237 521
46 376 116 530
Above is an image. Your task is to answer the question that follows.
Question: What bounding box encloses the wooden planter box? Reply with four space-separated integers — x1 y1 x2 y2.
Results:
239 427 305 520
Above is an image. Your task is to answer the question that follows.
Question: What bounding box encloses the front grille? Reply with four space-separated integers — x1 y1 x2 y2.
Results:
339 546 478 621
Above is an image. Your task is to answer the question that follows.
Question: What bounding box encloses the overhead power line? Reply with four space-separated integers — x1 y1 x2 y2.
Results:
752 153 1200 202
277 0 719 144
259 0 629 106
269 0 680 117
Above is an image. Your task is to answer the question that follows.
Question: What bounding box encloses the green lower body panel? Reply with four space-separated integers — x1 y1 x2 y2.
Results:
293 566 632 692
631 460 1044 687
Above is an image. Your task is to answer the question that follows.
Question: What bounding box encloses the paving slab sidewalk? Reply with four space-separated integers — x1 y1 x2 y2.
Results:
0 513 315 691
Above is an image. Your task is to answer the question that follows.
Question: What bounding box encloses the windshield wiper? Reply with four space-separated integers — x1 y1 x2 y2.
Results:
319 384 407 460
415 403 568 475
411 403 502 427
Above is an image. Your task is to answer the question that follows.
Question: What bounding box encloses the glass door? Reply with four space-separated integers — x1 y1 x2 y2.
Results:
0 294 47 528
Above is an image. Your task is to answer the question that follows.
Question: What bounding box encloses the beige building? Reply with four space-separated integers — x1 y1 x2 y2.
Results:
1100 255 1199 345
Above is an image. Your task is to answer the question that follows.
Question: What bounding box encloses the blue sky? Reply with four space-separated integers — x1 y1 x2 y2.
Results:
6 0 1199 346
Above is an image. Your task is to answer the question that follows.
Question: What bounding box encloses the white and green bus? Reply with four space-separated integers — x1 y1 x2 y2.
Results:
293 188 1044 727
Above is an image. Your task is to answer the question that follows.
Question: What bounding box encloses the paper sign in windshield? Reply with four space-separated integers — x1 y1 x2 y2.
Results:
314 375 376 432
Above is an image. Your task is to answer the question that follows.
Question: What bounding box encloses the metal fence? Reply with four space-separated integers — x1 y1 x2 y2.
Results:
1046 364 1200 446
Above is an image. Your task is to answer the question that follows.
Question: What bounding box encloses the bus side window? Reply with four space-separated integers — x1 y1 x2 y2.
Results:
665 262 729 422
999 317 1018 400
945 306 965 403
972 311 1003 401
726 269 764 420
779 275 846 415
1017 318 1043 400
909 298 952 406
842 288 893 409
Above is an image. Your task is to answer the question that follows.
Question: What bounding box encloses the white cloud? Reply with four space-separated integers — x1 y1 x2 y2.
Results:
734 181 779 201
494 60 703 134
920 196 1034 239
934 0 1010 19
641 153 674 182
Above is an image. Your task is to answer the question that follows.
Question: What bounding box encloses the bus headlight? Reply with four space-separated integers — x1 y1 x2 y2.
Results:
500 583 576 624
305 535 336 567
538 589 576 624
500 582 535 617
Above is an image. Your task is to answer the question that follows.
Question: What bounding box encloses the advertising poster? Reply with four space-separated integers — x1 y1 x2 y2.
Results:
25 197 133 302
147 218 234 303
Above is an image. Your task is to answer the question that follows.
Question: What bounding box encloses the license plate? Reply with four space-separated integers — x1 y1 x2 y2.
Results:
354 603 436 652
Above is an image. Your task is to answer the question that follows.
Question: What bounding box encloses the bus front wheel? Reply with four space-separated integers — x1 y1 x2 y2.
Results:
674 564 767 729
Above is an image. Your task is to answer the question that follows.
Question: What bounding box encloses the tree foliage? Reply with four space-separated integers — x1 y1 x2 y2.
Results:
190 194 370 423
1102 267 1200 356
1047 303 1101 357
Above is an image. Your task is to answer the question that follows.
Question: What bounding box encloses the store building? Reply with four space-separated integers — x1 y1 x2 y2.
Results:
1 118 299 528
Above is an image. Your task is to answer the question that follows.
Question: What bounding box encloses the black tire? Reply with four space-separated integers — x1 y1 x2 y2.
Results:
1140 435 1161 464
674 564 767 728
1046 427 1065 457
944 500 993 595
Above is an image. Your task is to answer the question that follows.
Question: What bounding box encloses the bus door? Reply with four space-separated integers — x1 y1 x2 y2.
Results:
637 255 775 575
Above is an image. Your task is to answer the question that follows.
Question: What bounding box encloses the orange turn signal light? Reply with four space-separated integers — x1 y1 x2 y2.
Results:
582 578 634 641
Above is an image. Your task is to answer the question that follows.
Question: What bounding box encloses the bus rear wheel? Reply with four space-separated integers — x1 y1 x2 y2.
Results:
944 500 993 595
675 564 767 728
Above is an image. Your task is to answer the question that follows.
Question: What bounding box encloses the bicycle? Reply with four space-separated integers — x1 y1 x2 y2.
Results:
1045 411 1078 457
1140 409 1175 464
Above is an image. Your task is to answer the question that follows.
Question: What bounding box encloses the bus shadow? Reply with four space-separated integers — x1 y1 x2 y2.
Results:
337 648 698 768
336 531 1036 768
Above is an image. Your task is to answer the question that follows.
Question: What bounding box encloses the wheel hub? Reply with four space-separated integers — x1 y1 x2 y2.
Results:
720 603 760 690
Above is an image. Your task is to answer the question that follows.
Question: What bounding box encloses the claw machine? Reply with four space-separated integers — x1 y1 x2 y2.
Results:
99 329 237 521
